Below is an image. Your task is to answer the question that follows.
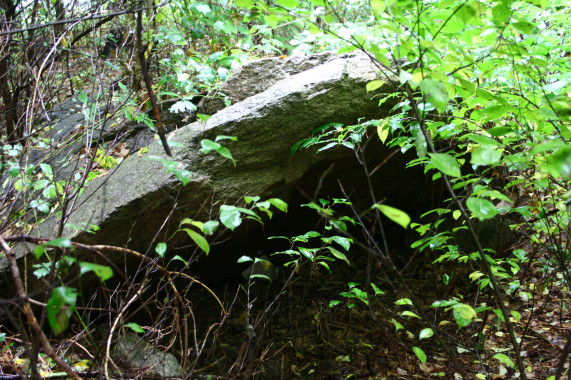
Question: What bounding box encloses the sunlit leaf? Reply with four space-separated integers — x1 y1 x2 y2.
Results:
466 197 499 220
220 205 242 231
47 286 77 335
125 322 145 333
413 347 427 363
79 262 113 282
419 79 449 113
181 228 210 255
429 153 461 177
419 328 434 340
373 204 411 229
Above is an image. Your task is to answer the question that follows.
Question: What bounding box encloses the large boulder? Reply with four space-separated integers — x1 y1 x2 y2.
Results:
197 51 337 114
1 51 437 294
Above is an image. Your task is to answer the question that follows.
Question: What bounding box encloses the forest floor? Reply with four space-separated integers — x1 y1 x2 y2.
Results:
1 240 568 379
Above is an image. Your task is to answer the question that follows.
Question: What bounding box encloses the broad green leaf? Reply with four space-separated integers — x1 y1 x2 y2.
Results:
268 198 288 213
370 0 386 17
402 311 421 319
44 238 73 249
331 236 352 251
513 20 534 34
466 197 499 220
419 79 449 113
125 322 145 333
371 283 385 296
47 286 77 335
487 126 513 136
366 80 386 92
171 255 188 265
203 221 219 235
40 163 53 178
480 105 512 120
237 255 254 263
452 303 477 328
544 148 571 179
235 0 254 6
377 123 390 144
492 3 511 25
492 353 515 368
34 245 47 259
429 153 461 177
471 147 502 166
373 204 411 229
79 262 113 282
391 318 404 331
274 0 298 7
399 70 412 84
220 205 242 231
415 130 427 158
413 347 427 363
328 247 350 265
181 228 210 255
395 298 413 306
419 328 434 340
155 242 167 257
466 134 498 147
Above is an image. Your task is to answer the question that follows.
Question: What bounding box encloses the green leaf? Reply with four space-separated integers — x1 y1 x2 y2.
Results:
419 328 434 340
492 353 515 368
492 3 511 25
44 237 73 248
419 79 449 113
429 153 461 177
452 303 477 328
466 197 499 220
274 0 299 7
155 243 167 257
373 204 411 229
203 221 219 235
220 205 242 231
34 245 47 260
402 310 421 319
399 70 412 84
480 105 512 120
328 247 350 265
125 322 145 333
40 163 53 178
268 198 288 213
331 236 352 251
200 139 236 165
370 0 386 17
47 286 77 335
377 123 390 144
235 0 254 7
466 134 498 147
181 228 210 255
79 262 113 282
487 126 513 136
544 148 571 179
471 146 502 166
171 255 188 265
395 298 413 306
413 347 427 363
391 318 404 331
415 130 427 158
237 255 254 263
366 80 386 92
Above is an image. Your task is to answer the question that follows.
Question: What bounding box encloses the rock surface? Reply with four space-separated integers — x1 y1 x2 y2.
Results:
197 51 337 115
1 51 438 294
113 331 183 377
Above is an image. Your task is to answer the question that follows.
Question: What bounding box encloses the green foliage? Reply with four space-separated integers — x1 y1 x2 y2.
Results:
47 286 77 335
